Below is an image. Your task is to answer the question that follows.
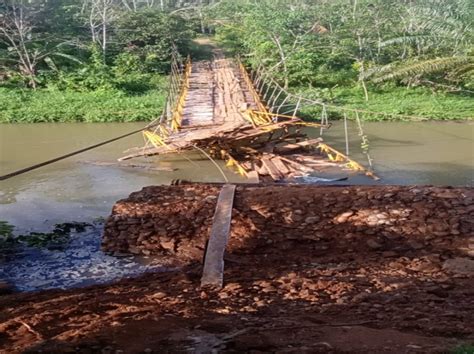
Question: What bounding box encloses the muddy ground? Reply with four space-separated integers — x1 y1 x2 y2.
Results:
1 185 473 353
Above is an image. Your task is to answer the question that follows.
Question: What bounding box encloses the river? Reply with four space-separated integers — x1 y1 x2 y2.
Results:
0 121 473 291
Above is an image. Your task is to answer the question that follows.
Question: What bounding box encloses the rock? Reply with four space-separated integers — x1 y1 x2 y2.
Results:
304 216 320 224
218 292 230 299
224 283 241 292
152 292 166 299
160 239 175 252
335 211 354 223
442 258 474 276
0 280 13 295
382 251 398 258
408 240 424 250
352 292 370 303
436 191 459 199
426 286 449 298
367 239 382 250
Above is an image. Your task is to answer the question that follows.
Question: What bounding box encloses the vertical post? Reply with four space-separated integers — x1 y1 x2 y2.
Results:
263 78 274 101
251 64 262 82
344 112 350 156
292 98 302 119
257 75 267 94
276 94 290 114
320 105 327 136
254 70 266 90
269 87 284 113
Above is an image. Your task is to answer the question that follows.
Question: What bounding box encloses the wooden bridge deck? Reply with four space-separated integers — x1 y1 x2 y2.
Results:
121 48 377 182
181 55 258 129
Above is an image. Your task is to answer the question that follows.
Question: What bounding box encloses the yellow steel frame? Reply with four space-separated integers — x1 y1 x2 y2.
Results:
171 56 192 131
317 142 379 179
142 56 191 150
238 61 269 114
221 150 248 177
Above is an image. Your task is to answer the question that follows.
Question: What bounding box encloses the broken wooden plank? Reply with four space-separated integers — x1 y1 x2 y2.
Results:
80 161 176 172
275 138 323 154
201 184 236 289
246 170 260 183
261 157 284 181
270 156 290 175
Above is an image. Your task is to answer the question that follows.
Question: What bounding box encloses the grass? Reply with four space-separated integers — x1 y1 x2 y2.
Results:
295 85 474 121
453 344 474 354
0 86 167 123
1 68 472 123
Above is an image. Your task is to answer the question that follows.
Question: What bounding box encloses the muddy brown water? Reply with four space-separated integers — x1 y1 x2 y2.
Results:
0 121 472 291
1 121 473 231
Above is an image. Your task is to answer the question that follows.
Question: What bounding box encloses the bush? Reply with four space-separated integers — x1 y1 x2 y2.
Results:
296 85 474 121
0 87 166 123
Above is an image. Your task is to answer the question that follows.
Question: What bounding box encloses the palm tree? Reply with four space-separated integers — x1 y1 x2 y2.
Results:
364 0 473 87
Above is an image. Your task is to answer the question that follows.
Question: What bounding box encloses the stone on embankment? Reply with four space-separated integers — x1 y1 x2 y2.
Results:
102 185 474 266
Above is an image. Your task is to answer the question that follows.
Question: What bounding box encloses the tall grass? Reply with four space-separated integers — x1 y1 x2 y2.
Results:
296 85 474 121
0 88 166 123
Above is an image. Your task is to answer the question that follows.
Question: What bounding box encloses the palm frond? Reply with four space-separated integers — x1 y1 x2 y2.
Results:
50 52 84 65
368 56 473 83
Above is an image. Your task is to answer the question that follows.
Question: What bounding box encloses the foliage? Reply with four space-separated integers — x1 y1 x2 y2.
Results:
297 85 474 121
453 344 474 354
0 86 166 123
1 0 473 122
0 222 91 249
0 221 14 239
114 10 196 73
0 2 200 123
210 0 474 120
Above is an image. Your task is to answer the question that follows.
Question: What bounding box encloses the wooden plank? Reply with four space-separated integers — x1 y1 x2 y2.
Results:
270 156 290 175
274 138 323 154
246 170 260 183
201 184 236 289
261 157 284 181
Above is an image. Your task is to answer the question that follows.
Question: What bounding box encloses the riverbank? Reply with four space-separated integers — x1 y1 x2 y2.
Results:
0 86 166 124
298 85 474 121
1 184 473 353
1 84 473 124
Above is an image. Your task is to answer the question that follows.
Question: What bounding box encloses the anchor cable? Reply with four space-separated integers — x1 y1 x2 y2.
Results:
0 122 161 181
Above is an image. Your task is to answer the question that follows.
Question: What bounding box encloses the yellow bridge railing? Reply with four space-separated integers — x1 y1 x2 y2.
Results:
171 56 192 131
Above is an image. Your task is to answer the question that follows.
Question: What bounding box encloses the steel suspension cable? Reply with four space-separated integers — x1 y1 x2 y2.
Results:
0 121 161 181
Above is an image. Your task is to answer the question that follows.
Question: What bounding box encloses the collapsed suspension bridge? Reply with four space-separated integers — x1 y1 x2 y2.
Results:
0 45 377 182
121 45 378 182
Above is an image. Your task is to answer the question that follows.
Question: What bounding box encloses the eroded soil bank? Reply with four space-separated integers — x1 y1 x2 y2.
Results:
1 185 473 353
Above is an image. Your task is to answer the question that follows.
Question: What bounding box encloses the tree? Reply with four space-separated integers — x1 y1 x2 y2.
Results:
0 0 81 88
363 0 474 89
80 0 120 61
115 9 194 72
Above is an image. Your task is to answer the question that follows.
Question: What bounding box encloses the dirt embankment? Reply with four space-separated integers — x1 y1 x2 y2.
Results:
1 185 473 353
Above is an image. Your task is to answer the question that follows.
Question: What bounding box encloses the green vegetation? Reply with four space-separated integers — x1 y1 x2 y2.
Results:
0 1 200 123
0 221 14 239
0 87 166 123
297 86 474 121
0 221 91 248
453 344 474 354
210 0 473 121
1 0 473 122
